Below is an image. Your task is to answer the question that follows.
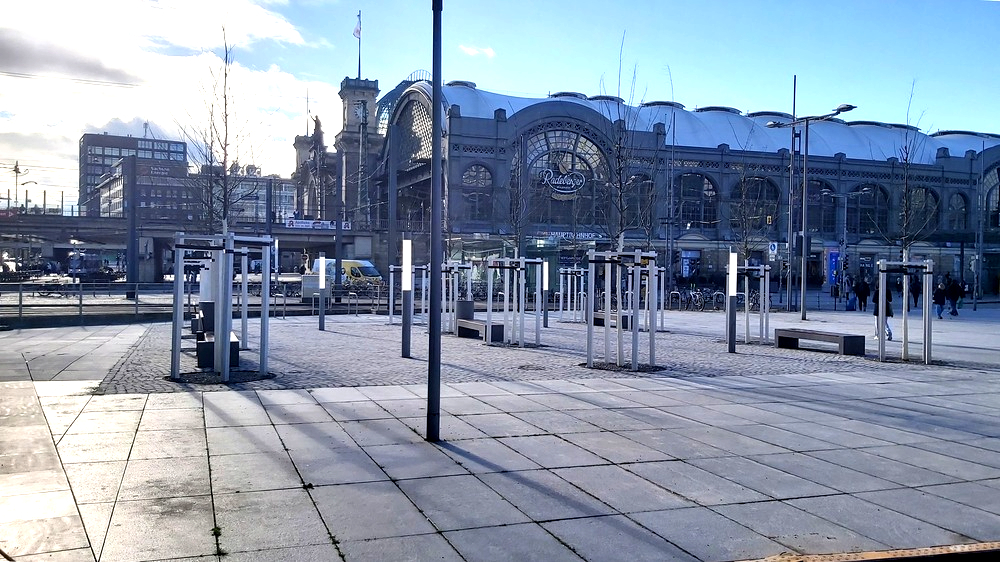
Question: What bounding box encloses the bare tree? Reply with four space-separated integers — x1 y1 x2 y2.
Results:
722 124 780 262
864 84 938 263
593 40 662 252
177 29 259 234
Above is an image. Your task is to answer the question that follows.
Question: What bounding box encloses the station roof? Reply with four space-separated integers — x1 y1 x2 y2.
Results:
402 80 1000 165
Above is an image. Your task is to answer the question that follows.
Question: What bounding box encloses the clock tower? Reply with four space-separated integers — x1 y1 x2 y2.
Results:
335 77 381 225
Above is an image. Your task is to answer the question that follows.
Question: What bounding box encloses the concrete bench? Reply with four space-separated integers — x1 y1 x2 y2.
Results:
456 318 504 343
774 328 865 356
196 331 240 368
592 311 633 330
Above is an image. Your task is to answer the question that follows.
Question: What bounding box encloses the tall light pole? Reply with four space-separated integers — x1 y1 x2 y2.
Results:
768 103 856 320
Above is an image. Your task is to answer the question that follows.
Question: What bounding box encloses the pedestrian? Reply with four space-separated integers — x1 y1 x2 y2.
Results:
910 274 922 309
854 277 870 312
946 277 961 316
872 284 893 340
932 282 947 319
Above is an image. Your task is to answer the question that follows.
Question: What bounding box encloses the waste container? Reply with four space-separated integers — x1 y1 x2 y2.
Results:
456 300 474 321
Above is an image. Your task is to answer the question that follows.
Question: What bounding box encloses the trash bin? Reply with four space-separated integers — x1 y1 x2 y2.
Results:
456 300 474 321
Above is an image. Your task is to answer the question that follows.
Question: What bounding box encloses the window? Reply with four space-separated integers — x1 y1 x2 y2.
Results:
848 184 889 236
107 147 120 156
901 186 939 235
138 150 152 159
675 173 718 231
462 164 491 187
511 128 607 228
138 140 153 149
945 193 967 230
729 177 779 233
154 141 168 150
986 167 1000 230
171 153 185 161
170 143 184 152
809 181 836 236
154 152 168 160
93 146 104 155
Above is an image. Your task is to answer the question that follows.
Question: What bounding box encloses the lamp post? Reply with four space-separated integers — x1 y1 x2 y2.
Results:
768 103 855 320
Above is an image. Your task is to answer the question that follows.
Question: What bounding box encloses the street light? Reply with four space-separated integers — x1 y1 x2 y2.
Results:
768 103 856 320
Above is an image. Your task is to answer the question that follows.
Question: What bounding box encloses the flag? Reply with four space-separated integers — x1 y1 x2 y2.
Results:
353 11 361 39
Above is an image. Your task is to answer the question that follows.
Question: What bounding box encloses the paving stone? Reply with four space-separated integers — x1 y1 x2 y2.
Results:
857 488 1000 542
310 481 435 541
631 506 785 562
101 496 216 561
215 489 329 552
713 500 889 554
444 523 582 562
340 533 462 562
555 464 693 513
397 474 530 531
478 469 615 520
544 514 698 562
365 442 468 480
624 460 769 505
789 494 972 549
688 456 839 499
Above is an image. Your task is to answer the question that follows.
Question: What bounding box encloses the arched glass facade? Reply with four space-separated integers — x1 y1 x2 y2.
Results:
511 128 608 228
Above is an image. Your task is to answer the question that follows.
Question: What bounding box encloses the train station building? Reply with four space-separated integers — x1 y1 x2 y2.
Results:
333 75 1000 294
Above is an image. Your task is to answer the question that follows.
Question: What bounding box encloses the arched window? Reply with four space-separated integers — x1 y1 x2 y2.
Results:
901 186 939 235
945 193 968 231
986 166 1000 230
461 164 492 222
848 184 889 236
510 128 608 228
729 177 779 234
806 180 836 236
675 173 718 231
462 164 491 187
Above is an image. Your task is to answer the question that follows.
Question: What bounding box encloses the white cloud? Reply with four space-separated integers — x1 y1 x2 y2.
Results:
0 0 325 208
458 45 496 58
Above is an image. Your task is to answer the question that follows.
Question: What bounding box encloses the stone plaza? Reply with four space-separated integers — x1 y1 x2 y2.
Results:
3 305 1000 561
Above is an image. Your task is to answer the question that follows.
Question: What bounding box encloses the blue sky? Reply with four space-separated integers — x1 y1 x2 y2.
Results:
1 0 997 209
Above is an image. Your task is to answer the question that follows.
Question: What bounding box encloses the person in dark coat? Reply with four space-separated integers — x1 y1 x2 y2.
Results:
854 277 870 312
932 282 947 319
872 284 893 340
946 278 962 316
910 275 922 309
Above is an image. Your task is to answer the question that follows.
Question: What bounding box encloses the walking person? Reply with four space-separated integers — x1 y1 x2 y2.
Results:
933 282 947 319
872 283 893 340
910 274 922 310
854 277 870 312
946 277 961 316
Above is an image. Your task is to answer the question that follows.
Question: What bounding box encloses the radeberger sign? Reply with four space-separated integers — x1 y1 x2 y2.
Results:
539 169 586 196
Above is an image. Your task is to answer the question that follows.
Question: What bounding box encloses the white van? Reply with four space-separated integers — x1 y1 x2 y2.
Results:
310 258 383 284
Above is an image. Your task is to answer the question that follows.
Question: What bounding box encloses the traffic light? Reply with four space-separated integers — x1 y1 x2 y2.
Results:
843 255 849 271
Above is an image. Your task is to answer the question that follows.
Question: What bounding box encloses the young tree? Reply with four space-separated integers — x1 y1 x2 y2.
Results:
723 124 781 263
592 47 662 252
177 30 260 234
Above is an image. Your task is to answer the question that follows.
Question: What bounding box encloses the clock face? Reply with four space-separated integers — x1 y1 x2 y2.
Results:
354 104 365 120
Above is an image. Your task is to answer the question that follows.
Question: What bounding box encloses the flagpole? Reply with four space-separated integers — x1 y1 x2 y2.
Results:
356 10 362 79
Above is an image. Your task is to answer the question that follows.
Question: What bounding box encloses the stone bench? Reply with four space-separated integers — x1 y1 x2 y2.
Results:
593 311 633 330
774 328 865 356
196 331 240 368
456 318 504 343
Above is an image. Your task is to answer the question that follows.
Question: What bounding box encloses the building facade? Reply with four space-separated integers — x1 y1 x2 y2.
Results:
371 79 1000 294
80 133 187 216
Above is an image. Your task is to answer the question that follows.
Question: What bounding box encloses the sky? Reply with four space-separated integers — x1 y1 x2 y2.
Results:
1 0 998 212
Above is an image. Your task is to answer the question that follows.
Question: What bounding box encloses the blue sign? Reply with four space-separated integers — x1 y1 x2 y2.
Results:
827 251 840 285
